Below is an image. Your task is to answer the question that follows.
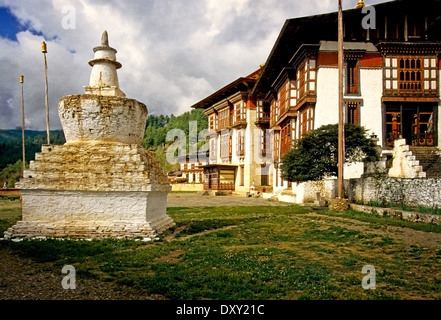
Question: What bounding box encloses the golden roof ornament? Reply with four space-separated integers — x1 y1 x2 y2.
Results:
356 0 365 9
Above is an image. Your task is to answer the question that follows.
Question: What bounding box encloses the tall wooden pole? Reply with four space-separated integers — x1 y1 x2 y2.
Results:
338 0 345 198
20 75 25 175
42 41 50 145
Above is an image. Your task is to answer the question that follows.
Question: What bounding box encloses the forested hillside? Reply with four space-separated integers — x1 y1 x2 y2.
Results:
142 108 208 172
0 131 65 170
143 108 208 149
0 130 45 143
0 131 65 188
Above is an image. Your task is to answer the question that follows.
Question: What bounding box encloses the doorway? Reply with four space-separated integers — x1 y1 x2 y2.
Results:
385 103 437 147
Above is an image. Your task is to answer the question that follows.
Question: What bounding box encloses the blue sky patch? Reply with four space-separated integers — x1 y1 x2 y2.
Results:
0 6 46 41
0 7 26 41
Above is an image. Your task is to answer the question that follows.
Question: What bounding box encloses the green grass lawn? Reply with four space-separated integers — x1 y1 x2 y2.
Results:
1 199 441 300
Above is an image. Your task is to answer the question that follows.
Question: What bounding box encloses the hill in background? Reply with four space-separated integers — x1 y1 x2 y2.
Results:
0 130 48 143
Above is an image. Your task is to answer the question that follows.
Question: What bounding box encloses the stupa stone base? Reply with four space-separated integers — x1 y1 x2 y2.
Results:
3 189 174 240
4 220 162 240
7 142 175 240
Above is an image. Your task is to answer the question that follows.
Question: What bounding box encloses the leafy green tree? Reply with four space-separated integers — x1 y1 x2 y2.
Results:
280 123 379 183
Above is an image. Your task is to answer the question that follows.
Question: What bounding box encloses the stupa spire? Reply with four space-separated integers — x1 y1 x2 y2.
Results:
84 30 125 97
101 30 109 46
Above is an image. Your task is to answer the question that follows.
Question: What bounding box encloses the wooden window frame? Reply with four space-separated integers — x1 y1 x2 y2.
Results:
384 55 438 96
300 106 314 138
274 131 280 162
236 129 245 157
209 137 217 162
280 121 291 158
297 62 306 101
346 101 360 125
346 60 359 95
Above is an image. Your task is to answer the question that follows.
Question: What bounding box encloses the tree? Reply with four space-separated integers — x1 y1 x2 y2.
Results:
280 123 379 183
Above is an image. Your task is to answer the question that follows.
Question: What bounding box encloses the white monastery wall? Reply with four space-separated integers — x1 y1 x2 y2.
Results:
358 68 383 141
315 67 339 127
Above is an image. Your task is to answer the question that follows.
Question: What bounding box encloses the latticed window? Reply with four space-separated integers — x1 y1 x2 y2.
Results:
300 107 314 138
297 62 306 100
277 81 289 117
208 114 217 131
399 58 423 91
257 100 271 122
236 129 245 157
274 131 280 162
347 60 359 94
280 122 291 158
270 100 278 127
220 132 232 163
218 109 230 130
346 101 360 125
384 56 438 94
235 102 246 123
209 137 217 162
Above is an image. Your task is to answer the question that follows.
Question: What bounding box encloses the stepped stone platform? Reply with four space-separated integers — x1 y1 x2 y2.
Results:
4 143 173 240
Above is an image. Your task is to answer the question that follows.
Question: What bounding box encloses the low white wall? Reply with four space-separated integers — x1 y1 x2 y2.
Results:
171 184 204 192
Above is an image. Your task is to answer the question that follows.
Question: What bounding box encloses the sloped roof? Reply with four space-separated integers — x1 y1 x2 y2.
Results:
252 0 441 96
190 69 261 109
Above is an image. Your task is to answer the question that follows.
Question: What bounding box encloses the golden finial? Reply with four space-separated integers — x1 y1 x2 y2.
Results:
356 0 365 9
20 75 24 83
41 41 47 53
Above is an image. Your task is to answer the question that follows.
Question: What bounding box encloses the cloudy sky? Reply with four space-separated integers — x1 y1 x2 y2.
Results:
0 0 390 131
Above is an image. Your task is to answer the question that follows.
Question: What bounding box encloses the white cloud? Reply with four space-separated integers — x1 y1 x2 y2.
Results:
0 0 391 130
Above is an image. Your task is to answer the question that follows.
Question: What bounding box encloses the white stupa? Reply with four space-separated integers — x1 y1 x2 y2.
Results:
6 31 175 240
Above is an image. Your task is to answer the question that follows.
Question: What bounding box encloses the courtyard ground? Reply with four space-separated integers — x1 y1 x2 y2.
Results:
1 193 441 300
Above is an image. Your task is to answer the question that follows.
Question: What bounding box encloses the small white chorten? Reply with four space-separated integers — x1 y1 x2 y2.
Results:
84 30 126 97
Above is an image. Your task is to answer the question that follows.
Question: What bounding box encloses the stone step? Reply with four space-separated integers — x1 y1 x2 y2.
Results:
409 147 441 178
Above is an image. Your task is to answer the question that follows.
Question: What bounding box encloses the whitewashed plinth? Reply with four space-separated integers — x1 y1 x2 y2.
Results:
5 142 174 240
5 190 172 239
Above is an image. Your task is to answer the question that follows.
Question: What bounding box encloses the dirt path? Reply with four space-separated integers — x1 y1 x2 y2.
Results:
304 212 441 249
167 193 288 207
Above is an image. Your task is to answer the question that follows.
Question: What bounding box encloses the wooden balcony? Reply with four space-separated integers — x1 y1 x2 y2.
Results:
255 112 270 126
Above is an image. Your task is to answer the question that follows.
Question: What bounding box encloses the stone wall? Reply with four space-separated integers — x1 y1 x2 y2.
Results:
348 176 441 208
294 179 338 203
171 183 204 192
350 203 441 225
